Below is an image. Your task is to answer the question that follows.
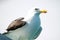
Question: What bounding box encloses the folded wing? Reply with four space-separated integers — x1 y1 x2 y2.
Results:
6 17 27 31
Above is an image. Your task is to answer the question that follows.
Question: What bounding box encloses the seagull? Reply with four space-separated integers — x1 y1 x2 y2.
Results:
2 8 47 40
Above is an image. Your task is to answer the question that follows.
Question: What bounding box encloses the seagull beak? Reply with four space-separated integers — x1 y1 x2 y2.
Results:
40 9 47 13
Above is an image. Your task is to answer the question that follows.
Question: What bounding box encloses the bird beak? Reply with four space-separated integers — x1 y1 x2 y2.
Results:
40 9 47 13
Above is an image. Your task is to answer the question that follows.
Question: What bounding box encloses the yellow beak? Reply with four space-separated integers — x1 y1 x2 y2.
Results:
40 9 47 13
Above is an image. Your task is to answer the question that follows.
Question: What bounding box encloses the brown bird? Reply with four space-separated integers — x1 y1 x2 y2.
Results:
6 17 27 31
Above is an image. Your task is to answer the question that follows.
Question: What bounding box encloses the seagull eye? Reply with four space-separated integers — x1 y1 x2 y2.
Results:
35 8 39 10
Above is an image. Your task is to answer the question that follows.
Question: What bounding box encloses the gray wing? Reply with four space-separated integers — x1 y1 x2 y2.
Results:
0 34 11 40
6 17 27 31
33 26 42 39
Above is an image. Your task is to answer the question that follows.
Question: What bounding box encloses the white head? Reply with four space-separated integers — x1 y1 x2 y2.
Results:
34 8 40 14
34 8 47 15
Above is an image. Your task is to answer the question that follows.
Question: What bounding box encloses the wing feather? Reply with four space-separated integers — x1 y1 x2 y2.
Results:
6 17 27 31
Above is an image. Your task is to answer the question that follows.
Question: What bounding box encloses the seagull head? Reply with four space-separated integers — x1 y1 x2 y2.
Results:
35 8 47 14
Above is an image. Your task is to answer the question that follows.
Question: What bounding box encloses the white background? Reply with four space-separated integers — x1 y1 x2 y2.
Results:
0 0 60 40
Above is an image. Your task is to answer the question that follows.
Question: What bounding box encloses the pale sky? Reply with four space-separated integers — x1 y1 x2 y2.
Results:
0 0 60 40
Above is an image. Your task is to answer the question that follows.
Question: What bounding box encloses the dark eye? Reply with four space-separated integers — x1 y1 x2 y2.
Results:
35 8 39 10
